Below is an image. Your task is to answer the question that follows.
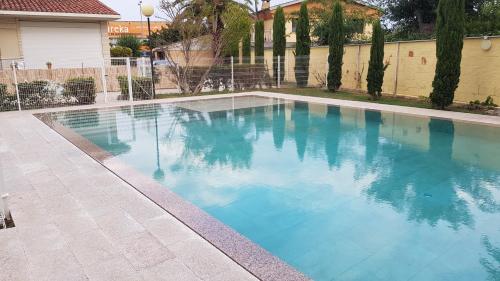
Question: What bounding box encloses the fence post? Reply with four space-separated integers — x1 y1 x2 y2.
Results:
11 63 21 111
126 57 133 102
141 57 146 77
277 55 281 88
231 56 234 91
101 60 108 103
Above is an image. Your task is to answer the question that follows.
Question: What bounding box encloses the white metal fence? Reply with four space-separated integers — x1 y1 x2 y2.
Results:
0 55 328 112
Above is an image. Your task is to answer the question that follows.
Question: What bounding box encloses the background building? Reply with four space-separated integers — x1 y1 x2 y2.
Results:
0 0 119 69
108 21 168 45
256 0 380 47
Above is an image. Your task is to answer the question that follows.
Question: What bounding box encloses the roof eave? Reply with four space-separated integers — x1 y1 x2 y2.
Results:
0 10 121 21
266 0 379 11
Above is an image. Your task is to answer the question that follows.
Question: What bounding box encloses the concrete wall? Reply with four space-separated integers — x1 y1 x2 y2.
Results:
259 36 500 103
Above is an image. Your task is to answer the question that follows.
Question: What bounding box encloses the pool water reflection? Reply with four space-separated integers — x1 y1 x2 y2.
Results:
55 97 500 281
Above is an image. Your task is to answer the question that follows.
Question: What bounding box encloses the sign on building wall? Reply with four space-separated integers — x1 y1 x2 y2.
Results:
108 21 168 39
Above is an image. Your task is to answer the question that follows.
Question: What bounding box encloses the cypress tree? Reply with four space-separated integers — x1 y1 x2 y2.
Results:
255 20 265 64
430 0 465 109
327 1 344 92
228 41 240 64
366 20 385 100
294 1 311 87
273 7 286 85
242 32 251 64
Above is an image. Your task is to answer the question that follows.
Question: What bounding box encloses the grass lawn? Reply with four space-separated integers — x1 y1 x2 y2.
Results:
155 87 499 116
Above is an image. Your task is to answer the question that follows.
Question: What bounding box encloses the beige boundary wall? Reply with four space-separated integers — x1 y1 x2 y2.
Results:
258 36 500 103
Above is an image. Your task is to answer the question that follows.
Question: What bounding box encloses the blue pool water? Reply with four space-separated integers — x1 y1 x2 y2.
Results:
54 96 500 281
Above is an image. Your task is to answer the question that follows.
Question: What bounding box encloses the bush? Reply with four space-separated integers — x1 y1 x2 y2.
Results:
468 96 498 110
183 63 272 91
117 35 142 57
0 83 7 97
17 80 54 108
0 83 18 112
110 46 133 57
64 77 96 104
117 76 153 100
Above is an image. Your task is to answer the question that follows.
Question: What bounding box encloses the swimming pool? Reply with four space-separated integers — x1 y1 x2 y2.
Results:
44 96 500 281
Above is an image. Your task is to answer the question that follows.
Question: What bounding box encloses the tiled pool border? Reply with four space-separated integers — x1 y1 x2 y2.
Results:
34 105 310 281
32 91 500 281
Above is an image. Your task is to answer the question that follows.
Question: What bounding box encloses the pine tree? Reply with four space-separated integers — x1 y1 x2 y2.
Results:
430 0 465 109
295 1 311 87
242 32 251 64
255 20 265 64
327 2 344 92
273 7 286 85
366 20 385 100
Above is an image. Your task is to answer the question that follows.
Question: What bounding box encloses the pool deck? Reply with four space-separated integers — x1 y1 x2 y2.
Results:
0 99 260 281
1 91 500 281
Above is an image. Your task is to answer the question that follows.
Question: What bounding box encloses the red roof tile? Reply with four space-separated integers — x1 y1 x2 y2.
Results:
0 0 119 15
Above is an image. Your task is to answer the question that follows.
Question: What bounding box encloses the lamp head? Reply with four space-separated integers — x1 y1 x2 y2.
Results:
141 4 154 17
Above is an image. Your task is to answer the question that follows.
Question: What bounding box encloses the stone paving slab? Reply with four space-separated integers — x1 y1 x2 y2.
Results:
0 110 258 281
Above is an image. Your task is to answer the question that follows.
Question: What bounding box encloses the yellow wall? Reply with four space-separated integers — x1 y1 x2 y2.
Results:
258 37 500 103
0 18 21 59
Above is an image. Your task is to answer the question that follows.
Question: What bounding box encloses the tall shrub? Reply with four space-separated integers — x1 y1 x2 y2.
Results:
117 35 142 57
430 0 465 109
327 1 344 92
228 41 240 64
366 20 385 100
242 32 251 64
295 1 311 87
255 20 265 64
273 7 286 84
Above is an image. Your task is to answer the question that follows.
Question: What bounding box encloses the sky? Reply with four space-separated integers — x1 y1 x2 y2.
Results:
100 0 290 21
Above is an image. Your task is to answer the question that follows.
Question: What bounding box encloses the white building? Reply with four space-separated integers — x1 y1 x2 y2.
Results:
0 0 120 69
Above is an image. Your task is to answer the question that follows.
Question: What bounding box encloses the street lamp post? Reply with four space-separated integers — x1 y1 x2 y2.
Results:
141 3 156 98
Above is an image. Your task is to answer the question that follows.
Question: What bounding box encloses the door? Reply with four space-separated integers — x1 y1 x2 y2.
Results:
20 21 104 69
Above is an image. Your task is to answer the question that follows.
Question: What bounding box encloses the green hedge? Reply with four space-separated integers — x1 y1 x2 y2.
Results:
17 80 54 109
0 83 7 96
184 63 272 91
0 83 18 111
0 78 96 111
64 77 96 105
117 76 153 100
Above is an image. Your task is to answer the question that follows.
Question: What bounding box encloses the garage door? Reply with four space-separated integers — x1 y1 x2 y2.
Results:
20 21 103 69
